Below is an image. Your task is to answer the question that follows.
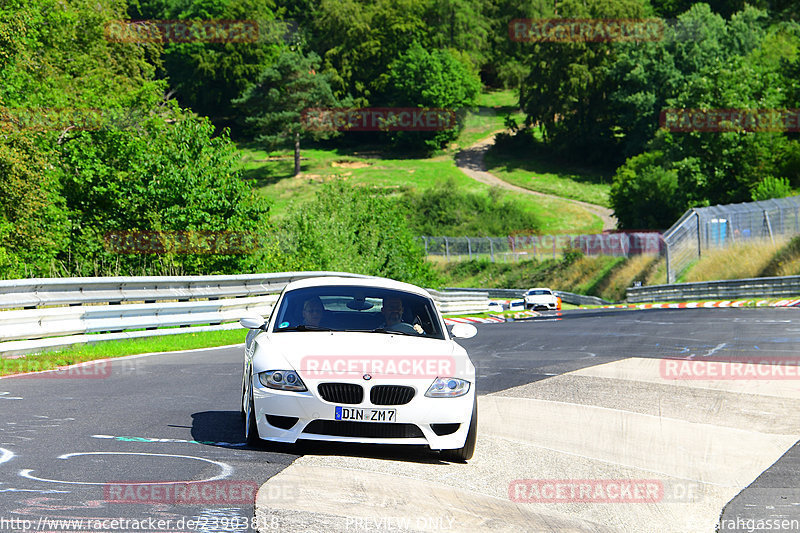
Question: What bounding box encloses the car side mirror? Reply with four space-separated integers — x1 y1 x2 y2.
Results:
239 316 266 329
449 323 477 339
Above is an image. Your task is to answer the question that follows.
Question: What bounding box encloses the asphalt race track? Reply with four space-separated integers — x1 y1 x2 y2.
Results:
1 308 799 532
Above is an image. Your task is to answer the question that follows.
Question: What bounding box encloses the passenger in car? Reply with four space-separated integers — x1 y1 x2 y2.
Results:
302 297 326 327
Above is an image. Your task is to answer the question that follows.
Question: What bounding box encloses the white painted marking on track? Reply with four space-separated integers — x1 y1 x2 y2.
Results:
0 392 22 400
0 448 14 465
0 487 69 493
90 434 246 447
19 452 233 485
704 343 727 357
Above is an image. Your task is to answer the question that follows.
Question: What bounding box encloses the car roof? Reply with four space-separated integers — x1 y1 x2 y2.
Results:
283 276 432 298
527 287 552 291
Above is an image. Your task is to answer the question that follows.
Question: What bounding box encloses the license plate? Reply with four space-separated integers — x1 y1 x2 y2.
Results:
335 406 396 422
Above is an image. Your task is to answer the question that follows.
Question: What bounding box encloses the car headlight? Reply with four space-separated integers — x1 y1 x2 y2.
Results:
258 370 307 392
425 377 470 397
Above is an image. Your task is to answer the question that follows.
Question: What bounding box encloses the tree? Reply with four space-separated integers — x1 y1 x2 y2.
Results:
235 49 338 176
304 0 428 102
0 133 68 278
132 0 285 129
517 0 654 165
609 151 682 229
55 112 273 276
377 42 480 152
422 0 493 71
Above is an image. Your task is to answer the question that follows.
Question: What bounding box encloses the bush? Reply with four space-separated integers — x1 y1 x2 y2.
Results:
404 178 541 236
751 176 793 201
278 181 438 286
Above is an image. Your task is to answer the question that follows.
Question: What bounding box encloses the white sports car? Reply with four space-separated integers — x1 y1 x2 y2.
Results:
239 276 478 461
524 287 561 311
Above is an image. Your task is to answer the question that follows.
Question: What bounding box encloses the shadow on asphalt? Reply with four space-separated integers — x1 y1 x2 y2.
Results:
190 410 247 447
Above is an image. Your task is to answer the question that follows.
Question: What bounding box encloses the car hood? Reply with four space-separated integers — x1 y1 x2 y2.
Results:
254 332 472 379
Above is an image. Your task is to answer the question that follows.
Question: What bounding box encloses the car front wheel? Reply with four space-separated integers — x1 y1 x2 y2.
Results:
441 398 477 462
245 380 262 446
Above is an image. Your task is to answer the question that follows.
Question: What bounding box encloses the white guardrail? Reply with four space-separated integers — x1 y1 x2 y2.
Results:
0 273 490 357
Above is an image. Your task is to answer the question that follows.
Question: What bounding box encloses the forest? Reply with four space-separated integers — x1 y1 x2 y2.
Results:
1 0 798 282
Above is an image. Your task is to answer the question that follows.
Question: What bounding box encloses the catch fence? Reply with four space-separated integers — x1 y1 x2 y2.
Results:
664 196 800 283
421 233 663 262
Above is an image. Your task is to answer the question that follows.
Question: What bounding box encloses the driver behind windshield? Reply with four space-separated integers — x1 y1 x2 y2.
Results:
380 297 424 335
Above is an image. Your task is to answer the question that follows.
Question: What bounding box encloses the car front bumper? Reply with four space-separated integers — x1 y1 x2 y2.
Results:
252 377 475 450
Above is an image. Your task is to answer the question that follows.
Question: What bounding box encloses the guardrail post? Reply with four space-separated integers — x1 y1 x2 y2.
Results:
665 245 672 284
466 237 472 259
445 237 449 260
764 211 775 243
696 211 702 258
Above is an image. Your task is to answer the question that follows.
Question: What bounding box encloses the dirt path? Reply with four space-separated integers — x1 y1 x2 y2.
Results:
455 133 617 230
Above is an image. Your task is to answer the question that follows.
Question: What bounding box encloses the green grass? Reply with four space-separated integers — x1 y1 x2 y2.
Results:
475 89 518 108
447 89 525 151
484 149 612 207
450 107 523 151
0 329 247 377
235 90 605 235
238 145 602 234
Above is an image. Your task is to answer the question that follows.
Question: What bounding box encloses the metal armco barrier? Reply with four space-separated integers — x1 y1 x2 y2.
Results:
0 272 490 357
552 290 611 306
627 275 800 303
426 289 490 315
444 287 526 299
442 287 610 306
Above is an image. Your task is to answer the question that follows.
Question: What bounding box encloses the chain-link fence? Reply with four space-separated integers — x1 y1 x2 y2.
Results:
421 233 663 262
664 196 800 283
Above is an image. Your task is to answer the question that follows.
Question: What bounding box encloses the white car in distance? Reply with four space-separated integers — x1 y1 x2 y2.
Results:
239 276 479 461
523 287 561 311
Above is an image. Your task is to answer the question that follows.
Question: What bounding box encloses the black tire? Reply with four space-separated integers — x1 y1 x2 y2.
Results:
441 398 477 462
240 378 247 422
245 385 262 447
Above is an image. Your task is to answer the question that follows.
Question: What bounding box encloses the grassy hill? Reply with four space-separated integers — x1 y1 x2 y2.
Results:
235 90 607 235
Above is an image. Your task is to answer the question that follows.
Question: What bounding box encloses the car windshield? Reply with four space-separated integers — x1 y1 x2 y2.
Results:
271 285 445 340
527 290 551 295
